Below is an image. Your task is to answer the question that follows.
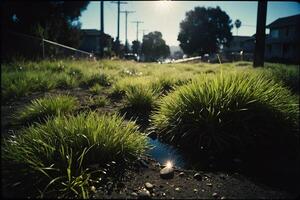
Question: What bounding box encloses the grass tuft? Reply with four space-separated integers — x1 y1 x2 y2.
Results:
3 112 148 198
151 72 299 156
15 95 78 124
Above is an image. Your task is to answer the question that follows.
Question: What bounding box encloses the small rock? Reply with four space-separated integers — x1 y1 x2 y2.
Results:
160 166 174 179
193 189 198 193
178 172 185 177
212 192 219 198
221 196 226 199
90 186 96 193
131 192 138 196
206 183 213 187
138 189 151 199
145 182 154 190
162 192 166 197
193 173 202 181
175 187 180 192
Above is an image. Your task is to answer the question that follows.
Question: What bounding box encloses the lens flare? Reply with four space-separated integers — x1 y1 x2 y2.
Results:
165 160 173 168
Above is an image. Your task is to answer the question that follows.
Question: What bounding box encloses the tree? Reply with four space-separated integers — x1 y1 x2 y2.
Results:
1 1 89 48
235 19 242 36
177 6 233 56
131 40 141 54
141 31 170 61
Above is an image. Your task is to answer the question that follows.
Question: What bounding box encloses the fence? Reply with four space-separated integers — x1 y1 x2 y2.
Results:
1 30 94 61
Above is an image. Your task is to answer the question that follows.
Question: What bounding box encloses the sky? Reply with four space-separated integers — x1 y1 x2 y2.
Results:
79 1 300 46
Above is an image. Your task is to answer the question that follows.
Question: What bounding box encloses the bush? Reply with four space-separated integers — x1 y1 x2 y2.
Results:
151 72 299 156
15 95 78 124
2 112 148 198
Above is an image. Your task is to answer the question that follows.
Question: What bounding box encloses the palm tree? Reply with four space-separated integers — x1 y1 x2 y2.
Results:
235 19 242 36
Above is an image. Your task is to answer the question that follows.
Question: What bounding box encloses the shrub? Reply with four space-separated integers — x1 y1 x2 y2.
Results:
2 112 148 198
151 72 299 156
15 95 78 124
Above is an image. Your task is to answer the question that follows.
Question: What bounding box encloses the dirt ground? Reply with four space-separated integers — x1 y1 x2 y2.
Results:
1 88 300 199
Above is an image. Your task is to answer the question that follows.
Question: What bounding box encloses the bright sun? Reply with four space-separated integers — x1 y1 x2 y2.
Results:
156 0 172 12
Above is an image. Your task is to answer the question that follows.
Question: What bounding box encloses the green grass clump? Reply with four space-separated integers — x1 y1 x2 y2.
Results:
89 83 103 95
88 96 108 107
2 112 148 198
124 85 158 110
15 95 78 124
264 63 299 93
151 72 299 156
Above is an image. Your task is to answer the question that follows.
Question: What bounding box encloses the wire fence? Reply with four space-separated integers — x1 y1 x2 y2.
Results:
1 30 94 61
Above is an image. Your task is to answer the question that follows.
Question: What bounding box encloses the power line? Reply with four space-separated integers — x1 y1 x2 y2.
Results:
111 1 127 42
131 21 144 42
120 10 135 48
140 29 148 38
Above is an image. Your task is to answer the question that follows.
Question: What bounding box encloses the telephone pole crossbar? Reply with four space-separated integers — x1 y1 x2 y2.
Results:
131 21 144 42
111 1 127 42
121 10 135 49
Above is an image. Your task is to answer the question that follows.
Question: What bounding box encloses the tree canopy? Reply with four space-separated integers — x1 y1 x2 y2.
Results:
177 6 233 56
131 40 141 54
141 31 170 61
1 1 89 48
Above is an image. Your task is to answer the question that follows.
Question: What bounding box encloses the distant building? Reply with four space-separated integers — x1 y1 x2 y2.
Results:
79 29 101 54
265 14 300 64
79 29 114 57
222 36 255 61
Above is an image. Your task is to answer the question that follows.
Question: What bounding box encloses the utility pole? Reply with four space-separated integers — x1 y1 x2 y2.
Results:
111 1 127 43
131 21 143 42
253 1 267 67
100 0 104 58
140 29 148 40
121 10 135 51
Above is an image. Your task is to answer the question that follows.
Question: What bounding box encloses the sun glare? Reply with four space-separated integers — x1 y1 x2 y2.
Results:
165 160 173 168
156 0 172 12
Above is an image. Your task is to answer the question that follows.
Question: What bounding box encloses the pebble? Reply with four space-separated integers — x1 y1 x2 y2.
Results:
138 189 151 199
162 192 166 197
160 166 174 179
131 192 138 196
221 196 226 199
90 186 96 193
206 183 213 187
212 192 219 198
193 173 203 181
178 172 185 177
175 187 180 192
193 189 198 193
145 182 154 190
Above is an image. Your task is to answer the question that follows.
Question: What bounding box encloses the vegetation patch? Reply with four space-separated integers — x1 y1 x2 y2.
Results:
3 112 148 198
151 72 299 157
15 95 78 124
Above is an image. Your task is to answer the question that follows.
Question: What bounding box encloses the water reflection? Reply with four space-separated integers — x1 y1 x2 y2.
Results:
147 137 187 168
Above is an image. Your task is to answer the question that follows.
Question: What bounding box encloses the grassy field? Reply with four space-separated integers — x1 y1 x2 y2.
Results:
1 59 299 198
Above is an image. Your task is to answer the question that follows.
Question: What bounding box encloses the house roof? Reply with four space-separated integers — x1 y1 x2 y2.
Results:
232 36 253 42
266 14 300 28
81 29 101 36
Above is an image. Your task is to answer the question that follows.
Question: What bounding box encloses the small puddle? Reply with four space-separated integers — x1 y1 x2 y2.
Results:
147 137 188 168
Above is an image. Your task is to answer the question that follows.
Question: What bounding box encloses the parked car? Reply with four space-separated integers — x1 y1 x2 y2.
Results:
124 53 139 61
